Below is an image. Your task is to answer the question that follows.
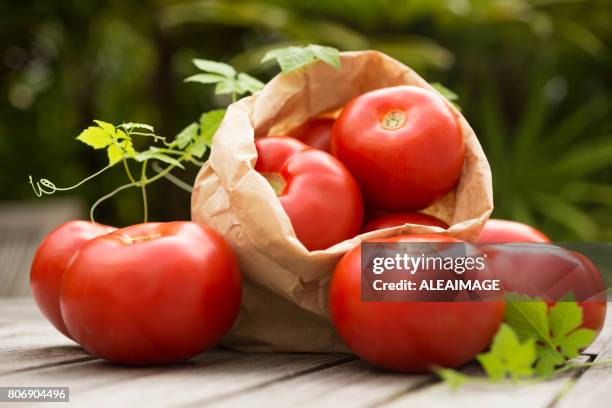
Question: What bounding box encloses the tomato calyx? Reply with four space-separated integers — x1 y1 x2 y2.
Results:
381 110 406 130
127 233 162 244
262 172 287 196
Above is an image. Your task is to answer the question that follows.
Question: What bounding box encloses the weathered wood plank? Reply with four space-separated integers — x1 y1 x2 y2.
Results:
0 198 83 297
383 377 575 408
554 333 612 408
0 352 352 407
201 359 432 408
0 297 42 320
0 297 610 407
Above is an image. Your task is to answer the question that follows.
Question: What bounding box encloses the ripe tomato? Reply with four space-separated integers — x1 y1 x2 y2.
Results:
479 219 605 340
329 234 505 372
483 244 606 336
361 212 448 233
255 136 363 251
332 85 464 211
478 219 551 243
30 220 115 338
60 222 241 365
288 117 335 152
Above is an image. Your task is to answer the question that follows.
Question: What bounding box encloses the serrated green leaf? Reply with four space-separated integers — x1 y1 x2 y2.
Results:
76 126 113 149
215 80 235 95
184 73 226 84
192 59 236 78
559 328 596 358
476 324 536 381
308 44 341 70
107 144 124 166
93 120 116 136
135 148 185 169
535 346 565 377
236 73 264 93
431 82 461 111
118 122 155 132
199 109 226 146
431 82 459 101
115 129 129 141
436 368 469 389
477 352 506 381
106 138 136 166
510 337 537 379
261 44 341 73
504 296 553 347
173 123 198 149
550 302 583 340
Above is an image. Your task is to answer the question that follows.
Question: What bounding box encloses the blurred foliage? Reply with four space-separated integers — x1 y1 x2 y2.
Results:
1 0 611 240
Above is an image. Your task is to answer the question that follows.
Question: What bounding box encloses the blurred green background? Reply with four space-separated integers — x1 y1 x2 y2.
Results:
1 0 611 241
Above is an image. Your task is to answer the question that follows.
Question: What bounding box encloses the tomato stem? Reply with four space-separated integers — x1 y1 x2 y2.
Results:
381 110 406 130
141 160 149 223
261 172 287 196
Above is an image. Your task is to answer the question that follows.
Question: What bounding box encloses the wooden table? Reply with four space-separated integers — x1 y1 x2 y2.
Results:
1 297 611 407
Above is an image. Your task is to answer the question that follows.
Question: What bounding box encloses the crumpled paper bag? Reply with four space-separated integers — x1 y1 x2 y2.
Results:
191 50 493 352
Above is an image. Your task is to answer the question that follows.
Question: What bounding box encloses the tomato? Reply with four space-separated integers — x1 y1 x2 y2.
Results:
362 212 448 233
483 244 607 335
289 117 335 152
478 219 605 338
332 85 464 211
255 136 363 251
329 234 505 372
478 219 551 243
60 221 241 365
30 220 115 338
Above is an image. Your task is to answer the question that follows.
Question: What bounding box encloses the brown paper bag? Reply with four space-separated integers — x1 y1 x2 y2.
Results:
191 50 493 353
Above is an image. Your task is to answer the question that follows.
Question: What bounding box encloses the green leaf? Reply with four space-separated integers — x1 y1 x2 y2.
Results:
215 80 235 95
93 120 116 136
106 140 135 166
559 328 596 358
307 44 341 70
262 44 341 73
76 126 113 149
186 58 262 98
549 302 583 341
435 368 469 389
199 109 226 147
184 73 226 84
431 82 458 102
476 324 536 381
173 123 198 149
504 295 553 347
236 73 264 93
477 352 506 381
189 139 208 160
431 82 461 111
118 122 155 133
192 59 236 78
535 346 565 377
135 148 185 169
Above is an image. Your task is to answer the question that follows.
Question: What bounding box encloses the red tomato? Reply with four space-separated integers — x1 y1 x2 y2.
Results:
329 234 505 372
289 118 335 152
478 220 604 338
362 212 448 233
30 220 116 338
255 136 363 251
332 86 464 211
478 219 551 243
60 222 241 365
483 244 606 335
